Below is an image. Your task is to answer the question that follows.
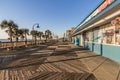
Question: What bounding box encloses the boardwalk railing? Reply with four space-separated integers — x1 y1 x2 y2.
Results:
0 40 53 50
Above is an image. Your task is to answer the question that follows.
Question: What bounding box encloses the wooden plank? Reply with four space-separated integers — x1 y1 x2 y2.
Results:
24 70 31 79
52 62 74 72
29 72 51 80
29 72 46 80
93 59 120 80
14 70 19 80
27 70 32 77
41 64 53 72
117 70 120 80
80 56 106 71
37 65 45 72
0 70 5 80
45 72 61 80
39 64 49 72
17 70 26 80
45 63 62 72
30 70 36 74
21 70 29 80
59 62 84 73
64 60 89 72
5 70 8 80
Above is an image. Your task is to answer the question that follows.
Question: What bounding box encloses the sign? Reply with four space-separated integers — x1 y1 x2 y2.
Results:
111 19 117 26
116 17 120 21
98 0 114 13
82 0 115 26
115 21 120 28
111 17 120 28
106 29 114 36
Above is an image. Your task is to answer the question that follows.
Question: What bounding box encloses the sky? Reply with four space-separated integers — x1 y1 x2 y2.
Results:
0 0 102 39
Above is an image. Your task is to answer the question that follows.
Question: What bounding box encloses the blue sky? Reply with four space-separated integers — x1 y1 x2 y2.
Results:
0 0 102 39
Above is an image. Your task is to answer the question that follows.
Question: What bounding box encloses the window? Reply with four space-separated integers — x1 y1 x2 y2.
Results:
105 29 114 44
115 22 120 45
98 23 115 44
85 30 93 42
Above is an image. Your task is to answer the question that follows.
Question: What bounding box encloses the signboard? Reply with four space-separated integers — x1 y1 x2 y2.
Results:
106 29 114 36
111 17 120 28
82 0 115 26
98 0 114 13
115 21 120 28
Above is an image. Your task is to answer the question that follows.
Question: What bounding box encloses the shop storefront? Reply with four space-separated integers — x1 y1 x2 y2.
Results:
72 0 120 62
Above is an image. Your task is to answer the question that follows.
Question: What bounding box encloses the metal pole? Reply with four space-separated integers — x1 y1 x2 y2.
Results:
32 23 40 44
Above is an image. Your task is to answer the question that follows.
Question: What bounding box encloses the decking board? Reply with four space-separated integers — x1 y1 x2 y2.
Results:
0 42 119 80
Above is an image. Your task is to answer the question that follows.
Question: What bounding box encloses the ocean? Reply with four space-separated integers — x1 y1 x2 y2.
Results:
0 39 33 42
0 39 10 42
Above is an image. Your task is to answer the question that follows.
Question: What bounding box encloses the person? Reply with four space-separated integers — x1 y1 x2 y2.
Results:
74 37 79 46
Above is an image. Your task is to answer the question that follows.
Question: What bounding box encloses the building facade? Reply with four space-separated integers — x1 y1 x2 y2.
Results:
66 27 75 42
72 0 120 62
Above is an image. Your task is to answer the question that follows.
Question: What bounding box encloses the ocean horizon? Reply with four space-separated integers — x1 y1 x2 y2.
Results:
0 39 10 42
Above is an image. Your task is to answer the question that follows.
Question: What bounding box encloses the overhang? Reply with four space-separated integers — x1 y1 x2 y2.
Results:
72 0 120 36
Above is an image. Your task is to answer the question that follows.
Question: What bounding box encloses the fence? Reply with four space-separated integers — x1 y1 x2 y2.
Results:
0 40 50 50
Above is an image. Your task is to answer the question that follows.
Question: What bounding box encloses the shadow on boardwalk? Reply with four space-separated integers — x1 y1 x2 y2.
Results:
28 71 97 80
0 54 100 70
0 42 118 80
0 43 100 70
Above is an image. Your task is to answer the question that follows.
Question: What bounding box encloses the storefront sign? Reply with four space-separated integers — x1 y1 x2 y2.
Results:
111 17 120 28
98 0 114 13
111 19 117 26
115 21 120 28
115 17 120 21
82 0 115 26
106 29 114 36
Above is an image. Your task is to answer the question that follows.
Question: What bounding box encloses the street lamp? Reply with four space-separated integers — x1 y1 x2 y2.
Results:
32 23 40 30
32 23 40 43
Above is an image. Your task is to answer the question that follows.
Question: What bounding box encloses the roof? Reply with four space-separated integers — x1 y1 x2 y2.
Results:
72 0 120 36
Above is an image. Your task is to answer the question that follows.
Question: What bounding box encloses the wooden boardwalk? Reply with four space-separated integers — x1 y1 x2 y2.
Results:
0 42 119 80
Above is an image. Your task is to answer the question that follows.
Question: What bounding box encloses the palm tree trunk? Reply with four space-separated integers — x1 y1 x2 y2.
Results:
9 27 13 43
35 36 37 45
10 30 13 49
40 37 41 40
25 34 27 47
10 36 13 43
16 37 18 42
15 37 18 47
45 36 47 42
39 37 41 44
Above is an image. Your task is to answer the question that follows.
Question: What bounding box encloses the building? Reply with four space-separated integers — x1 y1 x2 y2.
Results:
66 27 75 41
72 0 120 62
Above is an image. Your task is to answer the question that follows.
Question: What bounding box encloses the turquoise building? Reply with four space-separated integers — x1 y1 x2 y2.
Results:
72 0 120 62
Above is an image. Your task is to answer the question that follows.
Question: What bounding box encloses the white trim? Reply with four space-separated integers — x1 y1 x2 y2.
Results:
85 41 120 47
74 9 120 36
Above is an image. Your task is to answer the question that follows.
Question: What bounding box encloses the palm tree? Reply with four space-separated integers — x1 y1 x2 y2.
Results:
12 24 19 42
0 20 15 43
30 30 38 45
42 34 46 40
37 31 43 40
17 29 24 41
45 30 52 41
20 28 29 46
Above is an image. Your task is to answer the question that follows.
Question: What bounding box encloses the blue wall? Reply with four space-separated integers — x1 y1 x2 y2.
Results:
82 26 120 62
84 42 120 62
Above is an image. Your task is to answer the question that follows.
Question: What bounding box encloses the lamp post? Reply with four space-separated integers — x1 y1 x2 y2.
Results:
32 23 40 31
32 23 40 44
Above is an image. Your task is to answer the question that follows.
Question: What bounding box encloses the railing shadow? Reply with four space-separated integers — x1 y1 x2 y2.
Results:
0 54 100 70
